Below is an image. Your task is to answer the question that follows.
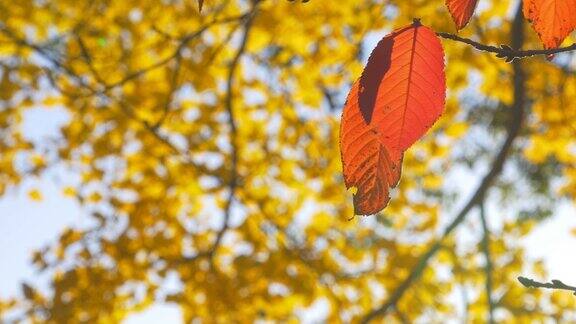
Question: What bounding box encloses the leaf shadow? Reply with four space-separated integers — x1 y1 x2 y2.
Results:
358 36 394 124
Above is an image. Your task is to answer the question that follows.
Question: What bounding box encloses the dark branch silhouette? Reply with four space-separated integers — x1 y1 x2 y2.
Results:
208 2 260 260
480 202 495 324
437 32 576 61
518 277 576 296
0 12 249 98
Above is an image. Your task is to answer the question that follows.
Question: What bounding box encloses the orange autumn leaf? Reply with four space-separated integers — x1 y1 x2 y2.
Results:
340 80 404 215
340 21 446 215
523 0 576 50
446 0 480 30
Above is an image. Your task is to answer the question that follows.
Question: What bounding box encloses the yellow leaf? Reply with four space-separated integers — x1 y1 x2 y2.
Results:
62 186 76 197
28 189 43 202
88 192 102 203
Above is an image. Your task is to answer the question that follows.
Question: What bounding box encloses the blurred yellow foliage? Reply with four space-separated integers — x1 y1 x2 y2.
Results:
27 189 43 202
0 0 574 323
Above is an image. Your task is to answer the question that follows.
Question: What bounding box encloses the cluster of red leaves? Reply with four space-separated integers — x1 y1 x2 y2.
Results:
340 0 576 215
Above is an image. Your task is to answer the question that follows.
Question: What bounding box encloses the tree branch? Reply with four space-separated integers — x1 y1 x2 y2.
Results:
207 1 260 260
98 13 249 93
360 5 527 323
437 32 576 61
0 13 249 97
451 248 470 323
320 85 339 111
0 10 252 179
518 277 576 296
4 4 259 267
479 202 495 324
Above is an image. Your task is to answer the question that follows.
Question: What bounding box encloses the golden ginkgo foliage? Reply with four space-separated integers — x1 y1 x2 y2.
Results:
0 0 575 323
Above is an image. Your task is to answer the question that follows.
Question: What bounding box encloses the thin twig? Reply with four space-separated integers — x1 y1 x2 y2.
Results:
518 277 576 296
320 85 338 111
208 2 260 260
151 54 183 130
479 202 495 324
0 13 249 97
95 13 250 93
449 246 470 322
0 12 246 178
0 25 97 95
360 5 527 323
437 32 576 61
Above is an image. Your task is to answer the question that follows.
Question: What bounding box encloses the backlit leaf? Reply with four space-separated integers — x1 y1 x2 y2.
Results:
340 21 446 215
446 0 480 30
340 81 403 215
523 0 576 50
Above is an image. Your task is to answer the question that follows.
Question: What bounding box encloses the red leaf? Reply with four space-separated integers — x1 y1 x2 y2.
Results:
446 0 480 30
340 21 446 215
523 0 576 51
340 81 404 215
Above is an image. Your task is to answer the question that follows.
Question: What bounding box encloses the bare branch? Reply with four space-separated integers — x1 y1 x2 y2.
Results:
320 85 339 111
437 32 576 61
518 277 576 296
479 202 495 324
208 1 260 260
94 13 251 93
0 25 97 95
450 248 470 323
0 12 249 98
150 54 183 130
